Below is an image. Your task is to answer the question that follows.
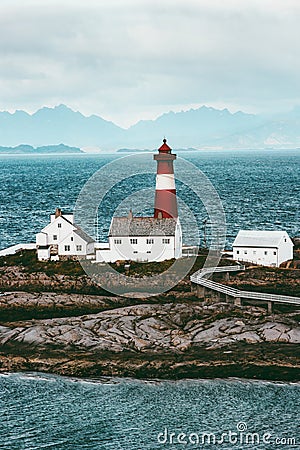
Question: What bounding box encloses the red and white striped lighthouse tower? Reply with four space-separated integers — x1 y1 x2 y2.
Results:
154 138 178 219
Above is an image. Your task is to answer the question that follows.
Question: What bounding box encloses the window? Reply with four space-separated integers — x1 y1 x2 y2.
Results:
244 250 247 255
253 251 256 255
76 245 82 252
146 238 154 244
130 238 138 244
236 250 240 255
58 223 62 228
162 238 170 244
114 239 122 244
71 237 73 241
146 251 151 254
64 245 70 252
53 235 57 241
264 251 268 255
133 250 138 254
273 251 277 255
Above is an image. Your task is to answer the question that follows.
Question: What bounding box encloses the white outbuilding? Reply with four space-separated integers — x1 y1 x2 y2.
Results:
232 230 293 267
36 208 95 261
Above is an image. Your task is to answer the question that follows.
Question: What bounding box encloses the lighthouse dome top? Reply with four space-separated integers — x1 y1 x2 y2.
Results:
158 138 172 153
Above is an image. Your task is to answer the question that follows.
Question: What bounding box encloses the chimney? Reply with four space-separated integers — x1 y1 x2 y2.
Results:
55 207 62 218
153 138 178 219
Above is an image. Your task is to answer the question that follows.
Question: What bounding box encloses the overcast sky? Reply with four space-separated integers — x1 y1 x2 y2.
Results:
0 0 299 127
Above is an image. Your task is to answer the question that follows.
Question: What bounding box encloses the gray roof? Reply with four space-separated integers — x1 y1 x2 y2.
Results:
233 230 292 248
109 217 177 237
74 225 95 244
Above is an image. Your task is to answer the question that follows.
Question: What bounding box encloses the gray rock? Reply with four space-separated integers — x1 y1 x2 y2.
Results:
0 299 299 355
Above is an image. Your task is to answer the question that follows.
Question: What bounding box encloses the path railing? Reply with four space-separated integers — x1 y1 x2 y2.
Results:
190 265 300 307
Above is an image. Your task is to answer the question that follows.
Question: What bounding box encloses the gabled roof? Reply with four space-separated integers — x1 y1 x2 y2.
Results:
41 212 94 244
41 214 74 233
233 230 292 248
74 225 95 244
109 216 178 237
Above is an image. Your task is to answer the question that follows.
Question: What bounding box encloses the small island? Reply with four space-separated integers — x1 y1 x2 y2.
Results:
0 143 84 154
0 250 299 382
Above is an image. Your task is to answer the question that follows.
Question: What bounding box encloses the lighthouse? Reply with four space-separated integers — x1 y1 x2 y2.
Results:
154 138 178 219
95 138 182 263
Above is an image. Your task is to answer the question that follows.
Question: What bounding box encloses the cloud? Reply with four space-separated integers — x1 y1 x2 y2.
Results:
0 0 299 126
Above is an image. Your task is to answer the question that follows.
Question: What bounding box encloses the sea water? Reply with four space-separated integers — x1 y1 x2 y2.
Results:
0 373 299 449
0 150 299 449
0 149 299 250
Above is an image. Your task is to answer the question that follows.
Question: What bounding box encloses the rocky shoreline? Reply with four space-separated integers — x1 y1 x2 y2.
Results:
0 252 299 382
0 291 299 381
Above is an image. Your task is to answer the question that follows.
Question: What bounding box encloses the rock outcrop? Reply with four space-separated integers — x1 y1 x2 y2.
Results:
1 300 299 352
0 292 299 381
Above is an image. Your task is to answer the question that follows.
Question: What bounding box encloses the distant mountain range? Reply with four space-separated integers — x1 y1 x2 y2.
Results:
1 104 300 151
0 143 83 154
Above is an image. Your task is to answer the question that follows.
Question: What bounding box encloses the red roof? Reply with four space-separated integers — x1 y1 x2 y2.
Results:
158 138 171 152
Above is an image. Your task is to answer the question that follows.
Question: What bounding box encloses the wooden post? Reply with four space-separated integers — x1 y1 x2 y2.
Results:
196 285 205 298
234 297 242 307
267 301 273 314
225 294 231 303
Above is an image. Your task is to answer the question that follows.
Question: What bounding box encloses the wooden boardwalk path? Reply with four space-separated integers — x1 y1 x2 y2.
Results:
190 265 300 312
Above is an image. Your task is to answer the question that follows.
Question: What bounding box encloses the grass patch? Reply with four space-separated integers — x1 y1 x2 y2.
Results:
0 249 85 277
0 249 236 281
109 258 175 277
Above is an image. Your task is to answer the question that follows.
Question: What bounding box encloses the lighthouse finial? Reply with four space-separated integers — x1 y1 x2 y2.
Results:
163 137 167 144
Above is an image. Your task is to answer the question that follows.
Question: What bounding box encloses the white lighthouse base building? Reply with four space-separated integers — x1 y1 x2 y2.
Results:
96 213 182 263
